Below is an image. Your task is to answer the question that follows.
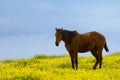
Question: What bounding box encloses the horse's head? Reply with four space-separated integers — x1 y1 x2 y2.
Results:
55 28 63 46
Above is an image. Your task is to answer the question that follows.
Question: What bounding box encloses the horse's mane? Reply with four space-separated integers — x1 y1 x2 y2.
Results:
62 30 77 45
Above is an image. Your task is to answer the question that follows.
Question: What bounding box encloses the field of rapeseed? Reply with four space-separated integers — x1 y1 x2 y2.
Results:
0 52 120 80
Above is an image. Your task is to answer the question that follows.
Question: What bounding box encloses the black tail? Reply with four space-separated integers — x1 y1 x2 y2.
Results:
104 42 109 52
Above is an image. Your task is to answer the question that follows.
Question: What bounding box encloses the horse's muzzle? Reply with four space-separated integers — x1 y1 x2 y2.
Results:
55 42 59 46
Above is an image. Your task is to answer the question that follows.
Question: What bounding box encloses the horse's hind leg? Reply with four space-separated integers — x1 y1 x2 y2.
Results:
91 50 99 69
98 50 103 69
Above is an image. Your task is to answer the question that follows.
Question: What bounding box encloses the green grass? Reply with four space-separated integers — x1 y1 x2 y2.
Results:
0 52 120 80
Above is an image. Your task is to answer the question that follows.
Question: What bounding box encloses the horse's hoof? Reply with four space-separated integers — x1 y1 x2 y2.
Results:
72 67 75 69
76 68 78 70
92 67 96 70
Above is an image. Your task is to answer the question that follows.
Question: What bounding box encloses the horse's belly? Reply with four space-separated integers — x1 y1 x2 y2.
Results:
78 50 89 53
78 45 92 53
77 41 94 53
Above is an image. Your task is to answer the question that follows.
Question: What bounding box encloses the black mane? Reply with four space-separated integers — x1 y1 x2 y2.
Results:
62 30 76 45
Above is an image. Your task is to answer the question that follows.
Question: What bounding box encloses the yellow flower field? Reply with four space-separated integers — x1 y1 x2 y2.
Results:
0 53 120 80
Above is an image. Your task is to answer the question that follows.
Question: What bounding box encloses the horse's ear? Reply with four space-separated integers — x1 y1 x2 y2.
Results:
55 27 57 31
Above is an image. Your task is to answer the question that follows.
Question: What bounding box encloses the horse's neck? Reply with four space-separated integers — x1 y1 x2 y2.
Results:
62 30 75 45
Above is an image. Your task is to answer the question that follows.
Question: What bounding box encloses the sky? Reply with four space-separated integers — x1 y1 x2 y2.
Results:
0 0 120 59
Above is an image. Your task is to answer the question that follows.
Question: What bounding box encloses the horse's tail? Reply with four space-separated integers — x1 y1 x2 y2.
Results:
104 42 109 52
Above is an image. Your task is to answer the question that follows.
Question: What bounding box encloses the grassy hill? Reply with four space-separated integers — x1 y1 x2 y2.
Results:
0 52 120 80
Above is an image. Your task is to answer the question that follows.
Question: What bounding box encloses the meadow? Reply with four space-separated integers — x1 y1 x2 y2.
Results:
0 52 120 80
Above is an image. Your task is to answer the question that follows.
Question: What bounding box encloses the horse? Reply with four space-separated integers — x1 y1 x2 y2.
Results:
55 28 109 70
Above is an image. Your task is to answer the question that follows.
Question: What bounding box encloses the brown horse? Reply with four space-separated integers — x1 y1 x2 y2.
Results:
55 28 109 70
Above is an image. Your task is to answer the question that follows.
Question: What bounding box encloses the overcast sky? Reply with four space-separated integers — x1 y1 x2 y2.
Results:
0 0 120 59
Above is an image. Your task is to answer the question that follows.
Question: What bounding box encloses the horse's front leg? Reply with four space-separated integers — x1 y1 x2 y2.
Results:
69 51 75 69
75 53 78 70
71 57 75 69
69 51 78 69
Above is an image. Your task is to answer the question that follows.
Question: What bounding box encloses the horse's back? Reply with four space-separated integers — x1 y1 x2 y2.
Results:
87 31 106 48
75 31 105 43
88 31 105 41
